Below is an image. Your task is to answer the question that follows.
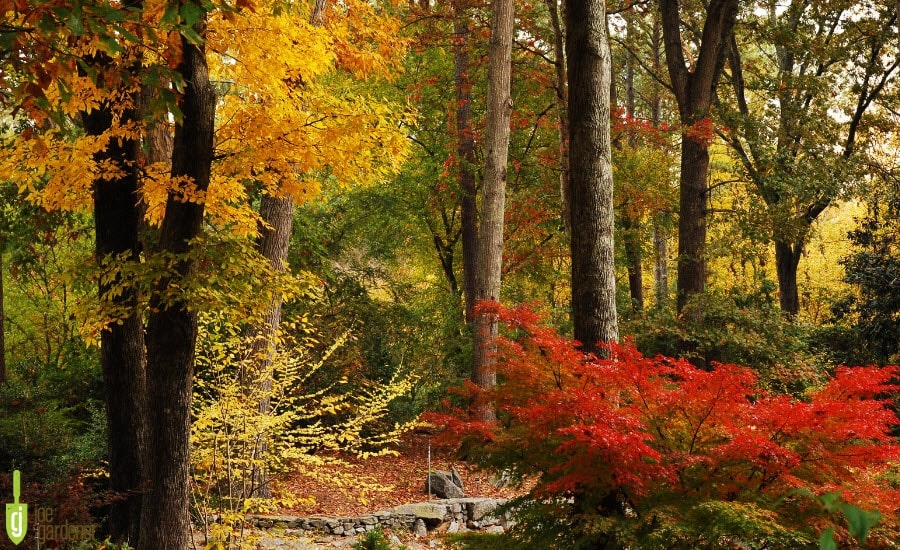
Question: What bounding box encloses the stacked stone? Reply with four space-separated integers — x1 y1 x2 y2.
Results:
247 498 510 537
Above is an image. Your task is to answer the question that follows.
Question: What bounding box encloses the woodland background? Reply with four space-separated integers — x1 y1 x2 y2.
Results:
2 0 900 548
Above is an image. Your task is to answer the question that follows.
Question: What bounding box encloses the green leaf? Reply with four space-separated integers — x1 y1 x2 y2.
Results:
161 3 180 25
98 35 125 55
180 1 204 27
181 26 204 46
0 31 16 52
819 528 837 550
818 491 841 511
839 503 880 543
66 11 85 36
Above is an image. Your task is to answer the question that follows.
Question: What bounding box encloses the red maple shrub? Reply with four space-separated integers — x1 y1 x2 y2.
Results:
429 304 900 548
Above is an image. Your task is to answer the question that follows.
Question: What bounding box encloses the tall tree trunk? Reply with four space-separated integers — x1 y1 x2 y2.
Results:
239 195 294 500
0 247 5 385
775 239 803 316
675 136 709 314
621 16 643 312
235 0 326 501
471 0 514 420
546 0 570 231
82 49 147 546
566 0 618 351
140 23 216 550
659 0 738 315
453 1 479 322
649 16 669 310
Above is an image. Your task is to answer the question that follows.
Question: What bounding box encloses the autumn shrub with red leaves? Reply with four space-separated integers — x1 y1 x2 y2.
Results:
430 304 900 549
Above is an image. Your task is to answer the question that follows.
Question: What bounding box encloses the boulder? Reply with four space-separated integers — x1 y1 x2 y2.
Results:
426 470 465 499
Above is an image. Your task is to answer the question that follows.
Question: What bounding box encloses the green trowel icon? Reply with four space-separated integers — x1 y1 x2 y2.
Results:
6 470 27 545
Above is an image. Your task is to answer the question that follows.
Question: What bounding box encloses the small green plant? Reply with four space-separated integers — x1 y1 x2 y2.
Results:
353 527 409 550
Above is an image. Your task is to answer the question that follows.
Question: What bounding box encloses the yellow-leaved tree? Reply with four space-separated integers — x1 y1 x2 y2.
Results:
0 0 411 548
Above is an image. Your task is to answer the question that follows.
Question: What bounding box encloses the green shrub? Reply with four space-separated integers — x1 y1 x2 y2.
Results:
353 527 409 550
624 288 826 395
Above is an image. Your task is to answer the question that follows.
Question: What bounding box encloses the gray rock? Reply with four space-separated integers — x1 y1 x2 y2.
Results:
468 499 502 521
394 503 448 520
451 465 463 488
426 470 465 499
414 518 428 537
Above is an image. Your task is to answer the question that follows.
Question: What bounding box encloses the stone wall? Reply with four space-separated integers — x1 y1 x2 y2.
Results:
247 498 510 538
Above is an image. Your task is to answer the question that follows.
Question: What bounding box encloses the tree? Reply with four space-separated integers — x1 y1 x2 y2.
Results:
720 0 899 317
566 0 618 349
81 52 148 548
430 305 900 547
2 0 409 546
471 0 515 416
659 0 739 315
452 0 480 322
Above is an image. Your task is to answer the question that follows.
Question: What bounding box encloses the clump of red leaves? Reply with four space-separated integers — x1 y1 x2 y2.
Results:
426 304 900 543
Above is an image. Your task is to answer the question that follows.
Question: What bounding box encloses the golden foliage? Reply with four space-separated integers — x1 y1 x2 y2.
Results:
2 0 411 241
191 310 417 548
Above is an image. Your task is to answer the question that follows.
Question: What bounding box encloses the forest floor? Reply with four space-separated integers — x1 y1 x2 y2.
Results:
278 431 523 517
202 431 526 549
192 432 529 549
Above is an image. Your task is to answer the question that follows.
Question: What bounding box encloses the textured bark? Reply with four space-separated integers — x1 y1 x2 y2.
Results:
546 0 570 232
139 24 216 550
471 0 514 419
659 0 738 314
775 240 803 316
82 53 147 546
621 18 643 312
239 195 294 499
453 1 479 322
566 0 618 351
649 17 669 310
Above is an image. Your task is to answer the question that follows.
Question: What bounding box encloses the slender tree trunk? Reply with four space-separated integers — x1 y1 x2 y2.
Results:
621 17 643 312
546 0 570 231
453 1 479 322
566 0 618 351
235 0 327 501
653 223 669 309
649 17 669 310
622 216 643 312
140 23 216 550
471 0 514 420
82 48 147 546
239 195 293 499
0 247 5 385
